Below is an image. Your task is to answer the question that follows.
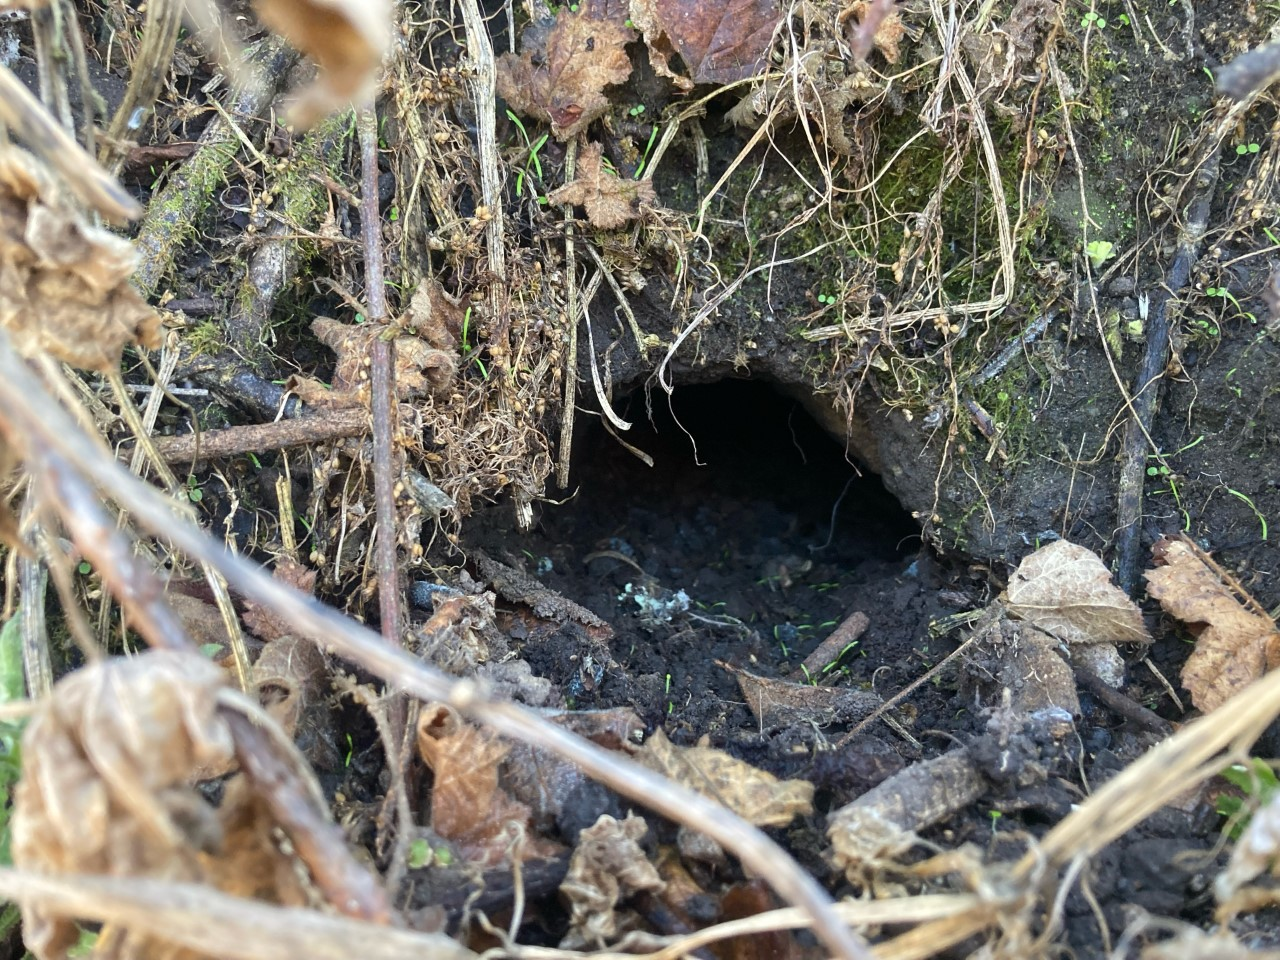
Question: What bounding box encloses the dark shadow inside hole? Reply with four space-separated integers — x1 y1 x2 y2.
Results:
562 378 919 571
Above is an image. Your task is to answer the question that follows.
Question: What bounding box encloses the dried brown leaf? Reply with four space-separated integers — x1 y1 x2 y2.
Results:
634 729 812 827
416 704 562 866
252 0 391 128
721 660 880 732
405 280 465 353
547 142 657 229
241 559 317 643
560 814 663 949
496 4 635 139
1004 539 1151 646
0 149 160 371
629 0 781 85
295 316 456 408
840 0 907 63
12 652 236 960
254 634 343 771
1145 538 1280 712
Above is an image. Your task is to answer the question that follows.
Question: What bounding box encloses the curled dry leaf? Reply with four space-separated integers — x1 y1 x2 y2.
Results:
241 558 318 644
839 0 907 63
287 316 456 408
720 660 880 732
634 728 813 827
1003 539 1150 687
12 652 235 960
496 1 635 139
629 0 782 86
1145 537 1280 713
0 148 160 371
252 0 391 128
560 814 663 948
416 704 563 866
547 142 657 229
254 633 344 772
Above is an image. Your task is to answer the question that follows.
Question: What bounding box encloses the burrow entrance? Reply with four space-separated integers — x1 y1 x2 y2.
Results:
464 378 956 756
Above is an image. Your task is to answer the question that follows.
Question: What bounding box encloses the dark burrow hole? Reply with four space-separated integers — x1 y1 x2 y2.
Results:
466 378 931 745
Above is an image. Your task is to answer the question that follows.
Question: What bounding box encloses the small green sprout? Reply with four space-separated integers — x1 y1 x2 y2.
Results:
185 475 204 503
1236 142 1261 155
77 560 92 575
408 839 432 869
628 103 646 117
817 292 837 305
1085 239 1116 270
1217 759 1280 839
1080 10 1106 28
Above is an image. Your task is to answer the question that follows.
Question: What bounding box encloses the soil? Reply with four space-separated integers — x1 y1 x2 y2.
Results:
8 0 1280 958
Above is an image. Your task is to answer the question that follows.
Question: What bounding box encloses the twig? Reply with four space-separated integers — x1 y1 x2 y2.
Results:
142 408 370 464
557 139 580 488
100 0 182 170
0 332 871 960
358 99 403 655
1114 153 1219 596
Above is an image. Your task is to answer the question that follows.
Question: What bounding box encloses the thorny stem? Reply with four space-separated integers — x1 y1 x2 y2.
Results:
0 337 872 960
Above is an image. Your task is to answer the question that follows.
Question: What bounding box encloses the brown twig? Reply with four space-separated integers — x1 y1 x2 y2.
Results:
1114 152 1219 596
0 333 870 960
142 408 371 464
358 98 401 653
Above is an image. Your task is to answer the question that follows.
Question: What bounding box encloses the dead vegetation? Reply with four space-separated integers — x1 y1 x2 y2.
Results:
1 0 1280 958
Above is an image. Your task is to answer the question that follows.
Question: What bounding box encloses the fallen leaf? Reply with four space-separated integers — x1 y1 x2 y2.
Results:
559 814 663 948
242 559 317 643
719 660 880 732
254 633 343 772
496 2 635 139
12 652 236 959
1145 537 1280 712
288 316 457 408
0 149 160 371
1004 540 1151 646
252 0 391 128
839 0 907 63
634 729 812 827
629 0 781 85
547 142 657 228
416 704 562 866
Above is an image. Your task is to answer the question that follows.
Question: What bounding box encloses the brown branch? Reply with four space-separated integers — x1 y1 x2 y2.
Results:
142 407 371 464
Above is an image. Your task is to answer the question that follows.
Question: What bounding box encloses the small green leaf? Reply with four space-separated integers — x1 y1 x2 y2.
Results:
408 838 431 868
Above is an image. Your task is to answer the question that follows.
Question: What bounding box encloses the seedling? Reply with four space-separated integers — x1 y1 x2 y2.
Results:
1080 9 1106 28
627 103 646 117
459 306 489 378
1084 238 1115 270
817 292 837 305
634 122 662 179
1204 284 1258 324
1236 142 1261 156
1217 758 1280 839
506 109 549 201
185 474 204 503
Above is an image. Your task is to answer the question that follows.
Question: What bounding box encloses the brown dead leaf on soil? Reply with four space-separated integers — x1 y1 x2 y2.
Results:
417 704 563 866
634 728 812 827
629 0 782 85
1003 539 1150 686
839 0 907 64
496 4 633 139
560 814 663 948
0 148 160 371
241 558 318 644
1145 537 1280 713
497 1 635 140
10 652 269 960
719 660 881 732
252 0 391 128
287 316 456 408
547 142 657 229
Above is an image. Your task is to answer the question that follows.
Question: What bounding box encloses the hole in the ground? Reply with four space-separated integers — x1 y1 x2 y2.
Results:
465 378 925 740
